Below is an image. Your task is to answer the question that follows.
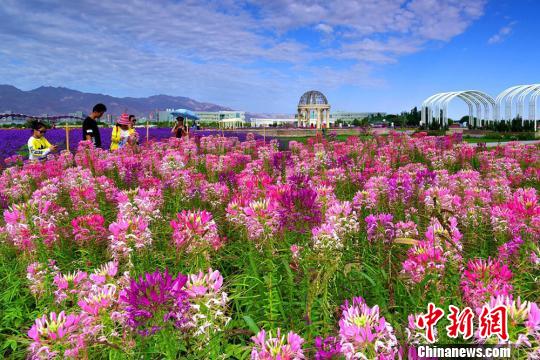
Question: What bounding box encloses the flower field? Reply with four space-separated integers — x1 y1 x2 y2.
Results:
0 132 539 359
0 128 266 165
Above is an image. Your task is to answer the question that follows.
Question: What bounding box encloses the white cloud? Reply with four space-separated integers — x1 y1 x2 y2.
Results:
488 22 516 44
315 23 333 34
0 0 487 111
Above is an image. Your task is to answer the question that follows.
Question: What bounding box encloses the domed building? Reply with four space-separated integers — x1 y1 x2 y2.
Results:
297 90 331 128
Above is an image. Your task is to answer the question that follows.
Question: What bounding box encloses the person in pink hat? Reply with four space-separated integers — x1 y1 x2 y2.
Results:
110 113 137 150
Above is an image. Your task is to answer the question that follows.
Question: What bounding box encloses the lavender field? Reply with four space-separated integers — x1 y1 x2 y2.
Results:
0 128 267 164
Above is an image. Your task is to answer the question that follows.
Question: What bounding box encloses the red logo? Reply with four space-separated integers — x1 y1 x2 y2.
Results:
446 305 474 339
416 303 445 343
478 305 508 341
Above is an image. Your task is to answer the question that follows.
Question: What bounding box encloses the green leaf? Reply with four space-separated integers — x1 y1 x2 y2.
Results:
242 315 259 334
359 271 376 287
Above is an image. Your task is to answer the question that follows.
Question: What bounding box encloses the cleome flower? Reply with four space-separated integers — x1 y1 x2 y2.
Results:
338 296 399 359
314 336 342 360
170 209 223 252
460 257 513 311
119 269 190 335
27 311 88 359
184 269 231 343
78 284 117 316
251 328 305 360
474 295 540 356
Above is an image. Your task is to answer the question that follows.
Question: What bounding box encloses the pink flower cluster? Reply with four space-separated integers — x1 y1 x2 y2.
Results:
171 209 223 252
27 261 120 358
365 213 395 243
461 257 513 310
401 217 463 284
475 295 540 355
71 214 107 245
251 328 305 360
312 200 359 252
184 269 231 341
338 296 400 359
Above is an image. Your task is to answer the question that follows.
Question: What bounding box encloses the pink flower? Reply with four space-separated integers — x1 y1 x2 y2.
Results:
89 261 118 284
365 213 394 243
71 213 106 245
27 311 87 359
475 295 540 352
171 210 223 252
185 268 224 298
461 258 513 311
78 284 117 316
251 328 305 360
109 216 153 259
338 297 399 359
401 240 446 284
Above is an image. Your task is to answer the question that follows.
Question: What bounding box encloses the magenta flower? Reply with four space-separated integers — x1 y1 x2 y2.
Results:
71 213 106 245
270 175 322 234
170 209 223 252
119 269 190 335
89 261 118 284
461 257 513 311
108 216 153 259
314 336 342 359
251 328 305 360
27 311 87 359
401 240 446 284
3 206 36 251
53 271 89 303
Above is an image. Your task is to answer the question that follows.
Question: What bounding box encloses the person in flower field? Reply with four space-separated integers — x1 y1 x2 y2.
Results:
171 116 187 139
27 120 57 161
82 103 107 148
110 113 137 151
128 115 141 145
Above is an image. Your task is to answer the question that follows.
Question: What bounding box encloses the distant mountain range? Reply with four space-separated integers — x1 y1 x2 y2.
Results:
0 85 233 116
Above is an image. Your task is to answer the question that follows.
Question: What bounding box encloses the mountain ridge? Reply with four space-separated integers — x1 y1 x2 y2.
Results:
0 85 233 116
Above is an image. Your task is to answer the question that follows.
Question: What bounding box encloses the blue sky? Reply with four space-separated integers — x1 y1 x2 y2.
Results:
0 0 538 115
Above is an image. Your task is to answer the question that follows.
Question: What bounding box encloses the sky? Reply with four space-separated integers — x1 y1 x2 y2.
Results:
0 0 538 115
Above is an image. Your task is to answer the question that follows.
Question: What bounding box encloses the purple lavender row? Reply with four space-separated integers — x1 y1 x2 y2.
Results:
0 128 270 162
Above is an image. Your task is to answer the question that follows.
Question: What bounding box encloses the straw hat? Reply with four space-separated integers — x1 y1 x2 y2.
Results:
118 113 131 125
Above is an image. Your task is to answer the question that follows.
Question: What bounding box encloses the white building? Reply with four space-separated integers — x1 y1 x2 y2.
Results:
0 110 27 124
153 110 246 127
250 118 297 127
196 111 245 125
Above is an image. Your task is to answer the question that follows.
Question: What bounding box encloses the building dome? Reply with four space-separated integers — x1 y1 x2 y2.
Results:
298 90 328 106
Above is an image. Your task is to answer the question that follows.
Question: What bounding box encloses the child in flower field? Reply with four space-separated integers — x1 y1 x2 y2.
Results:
27 120 57 160
110 113 137 151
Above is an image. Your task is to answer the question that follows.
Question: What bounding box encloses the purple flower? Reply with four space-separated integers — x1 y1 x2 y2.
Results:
365 213 395 243
119 269 190 335
272 174 322 233
314 336 341 359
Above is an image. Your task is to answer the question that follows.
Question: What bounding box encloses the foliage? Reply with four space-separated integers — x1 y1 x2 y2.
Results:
0 133 539 359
